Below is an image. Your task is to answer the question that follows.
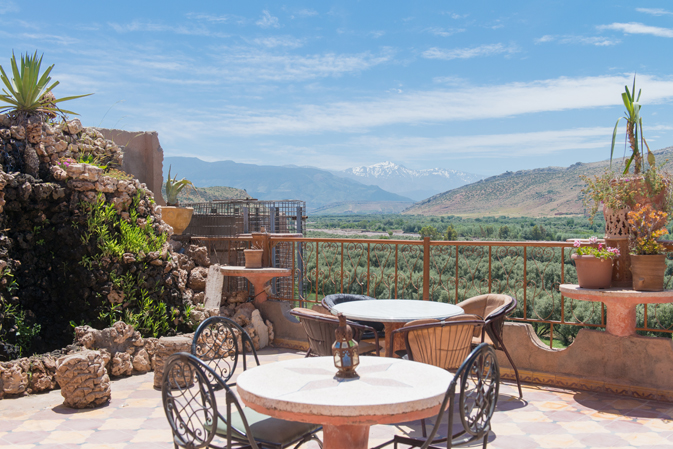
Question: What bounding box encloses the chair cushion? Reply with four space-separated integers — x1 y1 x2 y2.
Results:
214 408 320 446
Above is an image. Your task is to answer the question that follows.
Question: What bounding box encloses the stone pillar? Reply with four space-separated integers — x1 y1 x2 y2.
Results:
153 335 193 389
55 350 111 409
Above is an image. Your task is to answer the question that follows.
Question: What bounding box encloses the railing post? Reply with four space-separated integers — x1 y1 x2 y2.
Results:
423 237 430 301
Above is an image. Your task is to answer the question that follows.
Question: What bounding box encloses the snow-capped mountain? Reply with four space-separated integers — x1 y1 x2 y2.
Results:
336 161 483 201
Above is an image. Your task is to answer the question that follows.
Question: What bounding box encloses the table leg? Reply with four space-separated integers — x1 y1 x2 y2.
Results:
250 280 269 306
384 322 405 358
606 303 637 337
323 424 370 449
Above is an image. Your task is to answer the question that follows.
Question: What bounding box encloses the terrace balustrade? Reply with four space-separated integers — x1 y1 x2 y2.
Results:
193 236 673 346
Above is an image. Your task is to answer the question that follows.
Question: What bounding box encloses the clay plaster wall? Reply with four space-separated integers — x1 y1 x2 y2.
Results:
97 128 165 205
499 323 673 402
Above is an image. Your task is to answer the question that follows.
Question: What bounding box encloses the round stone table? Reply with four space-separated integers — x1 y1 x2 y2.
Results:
219 266 291 305
236 356 452 449
331 299 464 357
559 284 673 337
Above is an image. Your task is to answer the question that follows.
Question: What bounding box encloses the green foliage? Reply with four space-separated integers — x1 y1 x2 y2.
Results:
77 154 107 170
418 225 440 240
610 75 655 175
80 193 167 260
98 285 175 338
445 224 458 241
104 168 133 180
0 51 92 116
165 165 195 206
0 301 40 357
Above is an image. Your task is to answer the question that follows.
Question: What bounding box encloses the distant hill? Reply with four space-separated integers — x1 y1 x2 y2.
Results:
162 185 251 204
405 147 673 217
163 157 413 211
335 161 483 201
312 201 413 215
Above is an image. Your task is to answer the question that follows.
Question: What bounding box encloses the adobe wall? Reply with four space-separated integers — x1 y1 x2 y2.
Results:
498 323 673 402
97 129 165 205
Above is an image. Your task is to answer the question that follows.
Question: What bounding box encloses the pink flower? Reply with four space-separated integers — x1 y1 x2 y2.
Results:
598 243 603 250
589 236 598 244
573 240 581 248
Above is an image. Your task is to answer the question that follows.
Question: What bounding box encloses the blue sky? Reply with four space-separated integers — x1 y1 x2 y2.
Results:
3 1 673 176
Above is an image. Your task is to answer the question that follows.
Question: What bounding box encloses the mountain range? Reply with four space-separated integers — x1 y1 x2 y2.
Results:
334 161 483 201
163 157 413 211
404 147 673 217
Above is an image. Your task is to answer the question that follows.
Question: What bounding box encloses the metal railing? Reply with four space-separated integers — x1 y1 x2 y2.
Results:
194 236 673 344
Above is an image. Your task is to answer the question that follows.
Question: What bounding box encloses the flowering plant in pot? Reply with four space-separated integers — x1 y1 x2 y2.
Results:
572 237 620 289
160 166 196 235
627 203 669 291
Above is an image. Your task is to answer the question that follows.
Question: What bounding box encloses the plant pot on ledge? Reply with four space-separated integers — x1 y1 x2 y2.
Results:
160 206 193 235
244 249 264 268
572 254 614 289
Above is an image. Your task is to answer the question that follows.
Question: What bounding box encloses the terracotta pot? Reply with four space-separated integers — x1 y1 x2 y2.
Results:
160 206 193 235
630 254 666 291
572 254 614 289
244 249 264 268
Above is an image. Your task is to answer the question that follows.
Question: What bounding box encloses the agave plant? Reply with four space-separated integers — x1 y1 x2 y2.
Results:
0 51 92 117
610 74 655 175
165 166 196 206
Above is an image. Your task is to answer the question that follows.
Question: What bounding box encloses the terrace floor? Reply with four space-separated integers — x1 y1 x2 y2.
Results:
0 347 672 448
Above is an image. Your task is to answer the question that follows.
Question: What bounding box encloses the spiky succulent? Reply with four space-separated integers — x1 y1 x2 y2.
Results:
165 166 196 206
0 51 92 117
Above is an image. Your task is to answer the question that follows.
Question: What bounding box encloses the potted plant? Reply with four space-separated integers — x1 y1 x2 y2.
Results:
572 237 621 289
581 75 672 238
160 166 196 235
627 203 669 291
244 241 264 268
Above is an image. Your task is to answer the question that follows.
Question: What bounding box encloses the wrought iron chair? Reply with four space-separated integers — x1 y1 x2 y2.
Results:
289 307 381 357
373 343 499 449
321 293 385 338
191 316 260 388
456 294 522 398
162 352 323 449
392 315 485 437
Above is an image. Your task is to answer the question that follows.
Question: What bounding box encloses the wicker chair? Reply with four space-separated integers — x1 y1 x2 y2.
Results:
162 353 323 449
456 294 522 398
392 315 485 437
191 316 260 388
320 294 385 337
289 307 380 357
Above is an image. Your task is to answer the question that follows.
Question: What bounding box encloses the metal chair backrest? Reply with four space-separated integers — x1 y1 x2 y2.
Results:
422 343 500 449
394 315 485 371
191 316 260 388
457 294 516 343
161 352 261 449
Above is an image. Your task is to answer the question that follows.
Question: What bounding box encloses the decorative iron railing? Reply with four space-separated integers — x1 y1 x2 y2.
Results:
193 236 673 345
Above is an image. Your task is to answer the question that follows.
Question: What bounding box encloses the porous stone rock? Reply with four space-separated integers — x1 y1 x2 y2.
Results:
111 352 133 377
55 350 110 409
186 245 210 267
152 334 193 389
233 302 255 327
251 310 269 349
188 266 208 292
132 348 151 373
0 362 28 396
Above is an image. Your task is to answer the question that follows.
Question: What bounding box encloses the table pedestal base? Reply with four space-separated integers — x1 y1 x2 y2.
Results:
384 322 405 358
606 303 637 337
323 424 369 449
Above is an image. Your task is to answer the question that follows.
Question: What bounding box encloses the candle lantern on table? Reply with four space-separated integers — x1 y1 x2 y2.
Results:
332 313 360 378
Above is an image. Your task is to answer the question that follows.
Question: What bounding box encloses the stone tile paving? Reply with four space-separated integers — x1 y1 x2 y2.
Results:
0 347 672 448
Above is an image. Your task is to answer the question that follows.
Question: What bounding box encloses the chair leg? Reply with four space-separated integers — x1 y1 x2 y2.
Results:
421 418 427 438
496 337 522 399
293 434 322 449
304 348 312 358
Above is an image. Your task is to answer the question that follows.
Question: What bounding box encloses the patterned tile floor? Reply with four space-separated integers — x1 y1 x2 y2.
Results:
1 347 672 448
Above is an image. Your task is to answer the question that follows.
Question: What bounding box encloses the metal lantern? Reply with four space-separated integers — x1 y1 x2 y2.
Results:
332 313 360 378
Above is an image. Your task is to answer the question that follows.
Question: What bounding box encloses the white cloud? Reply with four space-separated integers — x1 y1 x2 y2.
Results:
214 74 673 136
108 20 229 38
256 10 280 29
250 36 304 48
0 0 18 14
636 8 672 16
598 22 673 38
422 43 518 60
292 9 318 18
369 30 385 38
535 35 620 46
426 27 466 37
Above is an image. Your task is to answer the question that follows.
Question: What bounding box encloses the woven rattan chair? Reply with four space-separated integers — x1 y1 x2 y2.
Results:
162 353 323 449
372 343 500 449
191 316 260 388
393 315 485 438
289 307 380 357
456 294 522 398
320 293 385 337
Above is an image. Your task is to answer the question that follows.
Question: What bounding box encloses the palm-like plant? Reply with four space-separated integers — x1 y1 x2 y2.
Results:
165 166 196 206
0 51 92 117
610 75 655 175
